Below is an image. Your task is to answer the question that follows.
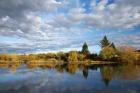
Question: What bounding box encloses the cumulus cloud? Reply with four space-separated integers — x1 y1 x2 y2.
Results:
0 0 140 53
112 32 140 48
0 0 64 37
46 0 140 29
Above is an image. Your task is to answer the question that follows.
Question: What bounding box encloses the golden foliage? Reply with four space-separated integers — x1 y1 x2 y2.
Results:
117 46 138 63
68 51 78 62
100 47 117 61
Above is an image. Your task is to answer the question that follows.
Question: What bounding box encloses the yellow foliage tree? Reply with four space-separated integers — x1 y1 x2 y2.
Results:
100 47 118 61
68 51 78 62
117 46 138 63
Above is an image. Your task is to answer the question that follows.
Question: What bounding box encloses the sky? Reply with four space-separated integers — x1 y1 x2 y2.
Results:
0 0 140 54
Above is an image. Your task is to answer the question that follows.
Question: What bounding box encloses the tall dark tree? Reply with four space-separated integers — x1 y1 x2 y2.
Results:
81 42 90 55
110 43 116 49
100 35 110 48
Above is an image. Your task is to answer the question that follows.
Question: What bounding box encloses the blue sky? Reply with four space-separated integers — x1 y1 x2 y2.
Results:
0 0 140 54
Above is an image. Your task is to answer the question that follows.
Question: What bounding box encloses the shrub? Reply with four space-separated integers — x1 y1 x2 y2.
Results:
100 47 118 61
117 46 138 63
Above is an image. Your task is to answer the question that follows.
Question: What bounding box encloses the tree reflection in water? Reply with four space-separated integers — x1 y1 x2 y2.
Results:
82 66 88 79
1 62 140 87
8 65 17 73
66 63 80 75
100 66 114 86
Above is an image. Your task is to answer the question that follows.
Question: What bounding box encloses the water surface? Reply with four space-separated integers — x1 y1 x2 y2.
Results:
0 63 140 93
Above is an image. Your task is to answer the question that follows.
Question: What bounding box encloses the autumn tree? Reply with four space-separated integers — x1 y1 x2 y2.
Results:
77 53 85 61
68 51 78 62
117 46 138 63
56 52 67 61
100 46 118 61
10 54 18 61
45 53 56 59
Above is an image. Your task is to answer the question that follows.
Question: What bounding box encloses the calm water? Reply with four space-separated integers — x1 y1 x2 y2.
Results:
0 64 140 93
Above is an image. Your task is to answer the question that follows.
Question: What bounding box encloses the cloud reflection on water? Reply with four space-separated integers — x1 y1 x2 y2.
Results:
0 64 140 93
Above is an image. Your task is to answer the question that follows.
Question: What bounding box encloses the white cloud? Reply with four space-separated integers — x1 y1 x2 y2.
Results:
110 32 140 49
0 0 140 53
46 0 140 29
84 0 140 29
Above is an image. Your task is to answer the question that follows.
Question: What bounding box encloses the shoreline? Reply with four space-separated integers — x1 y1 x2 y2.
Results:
0 60 131 65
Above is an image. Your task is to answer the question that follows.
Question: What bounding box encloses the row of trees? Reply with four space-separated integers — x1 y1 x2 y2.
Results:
67 35 140 63
99 36 139 63
0 36 139 63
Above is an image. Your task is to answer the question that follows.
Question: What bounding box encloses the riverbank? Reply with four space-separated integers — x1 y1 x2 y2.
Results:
0 60 134 67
